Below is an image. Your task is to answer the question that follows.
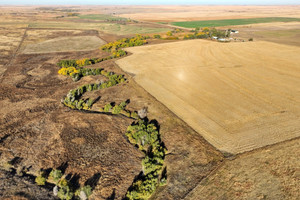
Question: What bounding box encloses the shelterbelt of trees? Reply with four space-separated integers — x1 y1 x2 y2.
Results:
55 35 167 200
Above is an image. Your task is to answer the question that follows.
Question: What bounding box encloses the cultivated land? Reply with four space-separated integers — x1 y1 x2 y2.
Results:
172 17 300 28
117 40 300 154
0 5 299 200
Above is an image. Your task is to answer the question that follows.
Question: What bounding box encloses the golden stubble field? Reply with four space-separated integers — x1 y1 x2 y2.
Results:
117 39 300 154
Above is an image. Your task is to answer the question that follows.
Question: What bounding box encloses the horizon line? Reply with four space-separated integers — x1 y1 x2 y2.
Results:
1 4 300 6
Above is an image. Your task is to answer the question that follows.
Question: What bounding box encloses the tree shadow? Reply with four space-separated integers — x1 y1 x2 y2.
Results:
149 119 160 133
161 167 167 181
92 96 101 104
57 162 68 174
10 157 22 165
106 188 116 200
66 173 81 190
85 172 101 190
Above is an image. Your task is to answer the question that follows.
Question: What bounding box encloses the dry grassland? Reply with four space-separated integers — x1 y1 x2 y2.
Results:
22 36 105 54
117 40 300 154
0 28 25 76
185 138 300 200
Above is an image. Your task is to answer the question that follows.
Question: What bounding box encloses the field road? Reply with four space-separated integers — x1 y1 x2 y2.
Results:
116 40 300 154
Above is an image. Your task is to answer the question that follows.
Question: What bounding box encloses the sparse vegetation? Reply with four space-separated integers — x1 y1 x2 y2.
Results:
49 169 63 183
101 34 149 52
166 31 173 36
62 71 126 111
35 172 47 186
183 27 226 40
125 119 166 200
57 35 166 199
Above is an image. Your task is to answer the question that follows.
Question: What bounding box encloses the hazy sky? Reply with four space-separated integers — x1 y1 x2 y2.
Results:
0 0 299 5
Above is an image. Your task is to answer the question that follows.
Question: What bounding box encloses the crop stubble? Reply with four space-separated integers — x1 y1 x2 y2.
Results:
117 40 300 154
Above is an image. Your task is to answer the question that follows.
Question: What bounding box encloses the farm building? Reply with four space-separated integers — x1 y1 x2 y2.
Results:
218 38 230 42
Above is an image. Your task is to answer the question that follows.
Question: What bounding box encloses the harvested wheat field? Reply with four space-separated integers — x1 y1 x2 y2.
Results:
117 40 300 154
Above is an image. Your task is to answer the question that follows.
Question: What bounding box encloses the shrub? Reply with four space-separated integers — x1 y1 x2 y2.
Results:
153 34 161 39
86 98 94 108
49 169 63 183
57 185 74 200
57 59 77 68
112 49 127 58
35 174 46 185
112 105 122 114
202 27 210 33
249 38 253 41
175 28 183 33
120 109 131 117
166 31 173 36
58 67 79 76
125 119 166 199
101 35 148 52
183 34 195 40
130 111 139 119
159 177 167 186
104 103 112 112
71 73 81 82
195 32 209 39
75 185 92 200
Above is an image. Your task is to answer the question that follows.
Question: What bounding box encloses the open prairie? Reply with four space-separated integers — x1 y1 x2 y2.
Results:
117 40 300 154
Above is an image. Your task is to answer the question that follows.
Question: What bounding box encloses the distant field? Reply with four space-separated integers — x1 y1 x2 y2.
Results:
22 36 105 54
172 17 300 28
117 40 300 154
78 14 127 21
28 22 170 35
